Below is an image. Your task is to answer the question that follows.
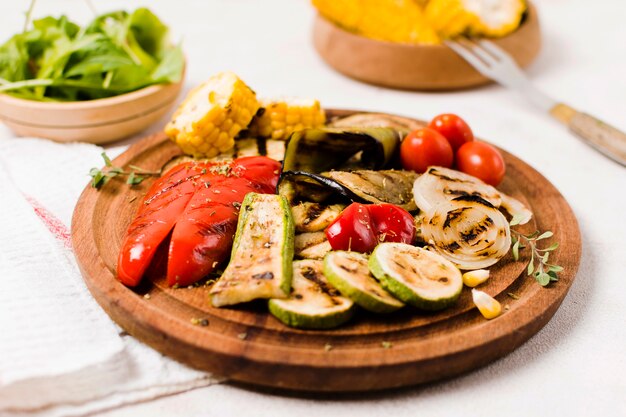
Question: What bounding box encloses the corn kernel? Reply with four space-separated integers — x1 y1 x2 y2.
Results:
462 269 490 287
472 289 502 319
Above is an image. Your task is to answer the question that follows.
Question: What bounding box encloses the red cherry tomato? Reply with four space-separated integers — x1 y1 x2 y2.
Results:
429 113 474 151
400 127 454 173
456 141 506 186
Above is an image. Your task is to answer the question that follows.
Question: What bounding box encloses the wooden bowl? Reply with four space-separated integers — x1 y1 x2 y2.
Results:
0 74 184 144
313 4 541 90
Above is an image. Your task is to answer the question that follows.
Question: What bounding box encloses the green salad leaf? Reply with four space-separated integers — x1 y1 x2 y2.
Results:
0 7 183 101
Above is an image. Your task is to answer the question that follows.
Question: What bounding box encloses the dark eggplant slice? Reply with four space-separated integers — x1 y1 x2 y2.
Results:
282 127 402 174
328 113 422 132
322 170 418 212
278 170 418 212
278 171 365 204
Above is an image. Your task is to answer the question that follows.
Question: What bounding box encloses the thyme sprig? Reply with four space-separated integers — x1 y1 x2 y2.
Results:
89 152 161 189
510 215 562 286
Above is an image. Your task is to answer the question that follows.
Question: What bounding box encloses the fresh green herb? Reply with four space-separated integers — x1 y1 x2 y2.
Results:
0 2 183 101
89 152 160 189
511 227 562 287
381 341 393 349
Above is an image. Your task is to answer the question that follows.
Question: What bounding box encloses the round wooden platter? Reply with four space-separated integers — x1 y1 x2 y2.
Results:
72 110 581 393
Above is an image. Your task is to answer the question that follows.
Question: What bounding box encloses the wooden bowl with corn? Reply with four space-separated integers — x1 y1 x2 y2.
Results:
312 0 541 90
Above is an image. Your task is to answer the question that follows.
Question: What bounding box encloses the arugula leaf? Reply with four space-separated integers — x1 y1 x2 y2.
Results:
0 7 183 102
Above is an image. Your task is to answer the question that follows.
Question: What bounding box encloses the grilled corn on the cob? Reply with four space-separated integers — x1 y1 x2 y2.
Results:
312 0 440 44
425 0 526 38
471 289 502 319
424 0 476 38
165 72 260 158
248 98 326 140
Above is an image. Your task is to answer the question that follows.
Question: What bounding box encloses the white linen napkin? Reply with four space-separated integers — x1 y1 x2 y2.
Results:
0 138 221 417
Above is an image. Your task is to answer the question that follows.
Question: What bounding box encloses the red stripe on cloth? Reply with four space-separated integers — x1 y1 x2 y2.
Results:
24 195 72 250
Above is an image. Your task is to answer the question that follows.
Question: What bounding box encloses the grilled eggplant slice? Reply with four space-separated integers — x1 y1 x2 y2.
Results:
324 251 404 313
322 170 418 211
210 193 294 307
294 232 332 260
282 127 402 174
369 243 463 311
291 202 344 232
268 260 355 329
328 112 421 132
279 170 418 211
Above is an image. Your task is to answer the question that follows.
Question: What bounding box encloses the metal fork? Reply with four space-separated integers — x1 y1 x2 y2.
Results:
446 38 626 167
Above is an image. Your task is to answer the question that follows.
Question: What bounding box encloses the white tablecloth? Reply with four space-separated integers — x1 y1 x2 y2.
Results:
1 0 625 416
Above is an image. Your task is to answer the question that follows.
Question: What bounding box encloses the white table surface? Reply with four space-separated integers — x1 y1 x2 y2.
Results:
1 1 625 416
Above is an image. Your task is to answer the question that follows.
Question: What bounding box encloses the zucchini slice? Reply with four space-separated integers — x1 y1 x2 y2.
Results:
210 193 294 307
324 251 404 314
369 243 462 311
268 260 355 329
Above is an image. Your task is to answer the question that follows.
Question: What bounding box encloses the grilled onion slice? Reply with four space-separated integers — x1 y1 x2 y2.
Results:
421 195 511 270
413 166 531 224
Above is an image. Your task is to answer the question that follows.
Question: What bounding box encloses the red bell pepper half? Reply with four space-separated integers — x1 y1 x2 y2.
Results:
325 203 415 253
117 156 280 288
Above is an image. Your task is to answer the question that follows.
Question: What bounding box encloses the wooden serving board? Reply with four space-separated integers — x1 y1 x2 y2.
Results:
72 110 581 392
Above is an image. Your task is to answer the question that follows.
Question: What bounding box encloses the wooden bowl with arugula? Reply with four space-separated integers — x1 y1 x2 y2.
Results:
0 8 185 144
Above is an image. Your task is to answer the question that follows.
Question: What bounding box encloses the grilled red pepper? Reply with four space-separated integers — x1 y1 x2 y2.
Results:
325 203 415 253
117 156 280 288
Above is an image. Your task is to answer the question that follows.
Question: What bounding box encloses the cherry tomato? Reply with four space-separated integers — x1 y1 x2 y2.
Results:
428 114 474 151
400 127 453 173
456 141 506 186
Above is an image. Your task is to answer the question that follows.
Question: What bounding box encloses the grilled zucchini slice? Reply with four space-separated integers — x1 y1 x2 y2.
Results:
324 251 404 314
268 260 355 329
210 193 294 307
369 243 462 311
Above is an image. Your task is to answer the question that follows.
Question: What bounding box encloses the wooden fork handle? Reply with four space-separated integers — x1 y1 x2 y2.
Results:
550 103 626 166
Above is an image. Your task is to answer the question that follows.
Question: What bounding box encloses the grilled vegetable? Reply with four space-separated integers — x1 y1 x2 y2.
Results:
322 170 418 211
117 157 280 288
278 170 417 210
312 0 440 44
328 113 420 132
369 243 463 311
268 260 355 329
326 203 415 253
420 195 511 270
412 166 531 224
247 98 326 140
324 251 404 313
281 127 402 174
472 289 502 319
291 202 344 232
462 269 490 287
425 0 526 38
294 232 332 259
210 193 295 307
165 72 260 158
